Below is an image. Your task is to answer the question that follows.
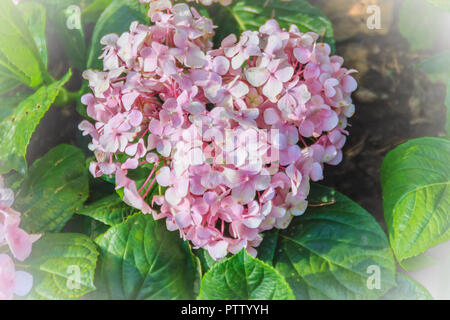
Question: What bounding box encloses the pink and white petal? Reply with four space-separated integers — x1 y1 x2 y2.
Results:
262 77 283 102
207 240 228 260
230 81 249 98
13 271 33 297
263 108 281 125
186 47 206 68
342 75 358 93
275 66 294 83
212 56 230 75
156 166 172 187
245 67 270 87
293 47 311 64
232 183 256 204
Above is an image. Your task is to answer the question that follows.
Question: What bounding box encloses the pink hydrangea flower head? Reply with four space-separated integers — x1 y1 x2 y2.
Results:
81 2 357 260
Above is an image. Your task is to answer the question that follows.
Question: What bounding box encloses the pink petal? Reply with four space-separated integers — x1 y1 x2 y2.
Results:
212 56 230 75
245 67 270 87
13 271 33 297
207 240 228 260
293 47 311 64
342 75 357 93
264 108 281 125
275 66 294 83
156 166 172 187
262 76 283 101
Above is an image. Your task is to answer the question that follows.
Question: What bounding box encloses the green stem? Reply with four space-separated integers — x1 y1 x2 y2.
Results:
53 87 82 107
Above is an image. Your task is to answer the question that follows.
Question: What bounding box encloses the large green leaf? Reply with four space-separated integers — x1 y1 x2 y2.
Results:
382 274 433 300
27 233 99 300
39 0 88 70
0 71 71 175
18 1 48 68
76 193 138 226
0 0 47 88
198 250 295 300
86 0 148 70
215 0 335 52
95 213 197 299
272 184 396 300
82 0 114 25
14 144 89 233
381 137 450 266
0 72 21 96
0 92 31 122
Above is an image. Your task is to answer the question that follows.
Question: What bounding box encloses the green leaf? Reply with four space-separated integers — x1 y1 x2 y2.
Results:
27 233 99 300
381 137 450 266
0 73 21 96
76 193 138 226
416 50 450 84
95 213 197 299
382 274 433 300
198 250 295 300
257 229 279 266
82 0 114 25
14 144 89 233
0 71 71 174
41 0 88 70
216 0 335 52
18 1 48 68
0 0 47 88
0 92 30 122
446 80 450 137
87 0 148 70
273 184 396 300
399 0 449 51
195 249 219 274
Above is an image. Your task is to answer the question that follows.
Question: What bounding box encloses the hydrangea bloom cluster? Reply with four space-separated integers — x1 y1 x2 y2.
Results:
80 1 357 260
0 177 40 300
141 0 232 9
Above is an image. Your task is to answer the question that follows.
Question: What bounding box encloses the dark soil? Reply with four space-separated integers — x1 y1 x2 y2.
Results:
317 1 447 227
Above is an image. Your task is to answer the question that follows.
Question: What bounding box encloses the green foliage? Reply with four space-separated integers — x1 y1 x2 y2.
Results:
95 213 197 299
416 50 450 84
198 250 295 300
18 1 48 68
447 80 450 137
27 233 99 300
15 144 89 233
0 0 49 91
0 71 71 174
214 0 335 52
76 193 139 226
82 0 114 24
382 274 433 300
382 137 450 266
272 184 396 300
38 0 89 70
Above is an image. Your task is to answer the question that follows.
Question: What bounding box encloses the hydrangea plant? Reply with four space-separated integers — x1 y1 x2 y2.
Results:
0 0 447 300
